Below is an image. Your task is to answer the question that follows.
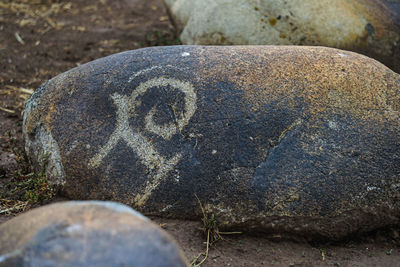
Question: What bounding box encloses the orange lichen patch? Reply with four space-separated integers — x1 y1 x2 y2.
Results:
41 102 57 132
269 18 277 26
195 46 400 124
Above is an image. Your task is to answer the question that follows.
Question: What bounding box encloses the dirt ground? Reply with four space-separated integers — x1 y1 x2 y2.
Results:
0 1 399 266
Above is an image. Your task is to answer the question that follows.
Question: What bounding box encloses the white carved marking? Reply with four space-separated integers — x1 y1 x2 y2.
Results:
328 120 338 130
128 66 161 83
181 52 190 57
367 186 378 192
89 77 197 206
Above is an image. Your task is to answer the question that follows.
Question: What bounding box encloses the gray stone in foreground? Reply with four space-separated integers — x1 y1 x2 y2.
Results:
0 201 188 267
23 45 400 240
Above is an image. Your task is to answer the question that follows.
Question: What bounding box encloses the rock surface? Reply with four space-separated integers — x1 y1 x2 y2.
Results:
23 46 400 240
164 0 400 73
0 201 188 266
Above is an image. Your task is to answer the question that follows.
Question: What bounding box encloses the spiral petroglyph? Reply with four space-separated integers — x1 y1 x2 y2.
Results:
88 76 197 206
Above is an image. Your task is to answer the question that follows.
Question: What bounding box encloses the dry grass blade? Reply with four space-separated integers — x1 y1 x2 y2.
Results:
192 194 242 266
44 16 56 28
191 228 210 267
1 1 71 31
5 85 34 95
0 198 28 215
0 106 15 114
3 85 34 102
1 86 34 111
14 32 25 45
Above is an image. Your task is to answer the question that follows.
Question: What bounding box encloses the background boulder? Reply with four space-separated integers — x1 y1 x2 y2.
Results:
164 0 400 73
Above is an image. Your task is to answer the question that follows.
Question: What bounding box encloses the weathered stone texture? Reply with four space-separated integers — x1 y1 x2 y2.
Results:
23 46 400 239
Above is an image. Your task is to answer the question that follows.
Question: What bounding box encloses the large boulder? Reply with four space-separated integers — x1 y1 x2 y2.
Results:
23 46 400 240
0 201 188 266
164 0 400 73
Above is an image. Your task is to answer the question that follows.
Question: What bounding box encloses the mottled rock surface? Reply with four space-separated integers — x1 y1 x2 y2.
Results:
164 0 400 73
23 46 400 240
0 201 188 266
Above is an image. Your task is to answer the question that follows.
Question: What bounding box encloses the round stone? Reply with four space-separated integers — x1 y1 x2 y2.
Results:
0 201 188 266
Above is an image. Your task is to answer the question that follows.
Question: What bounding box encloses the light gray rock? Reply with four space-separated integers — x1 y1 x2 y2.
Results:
164 0 400 72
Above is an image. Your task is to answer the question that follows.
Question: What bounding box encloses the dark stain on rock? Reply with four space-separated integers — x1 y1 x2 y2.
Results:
365 23 375 35
269 18 277 26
